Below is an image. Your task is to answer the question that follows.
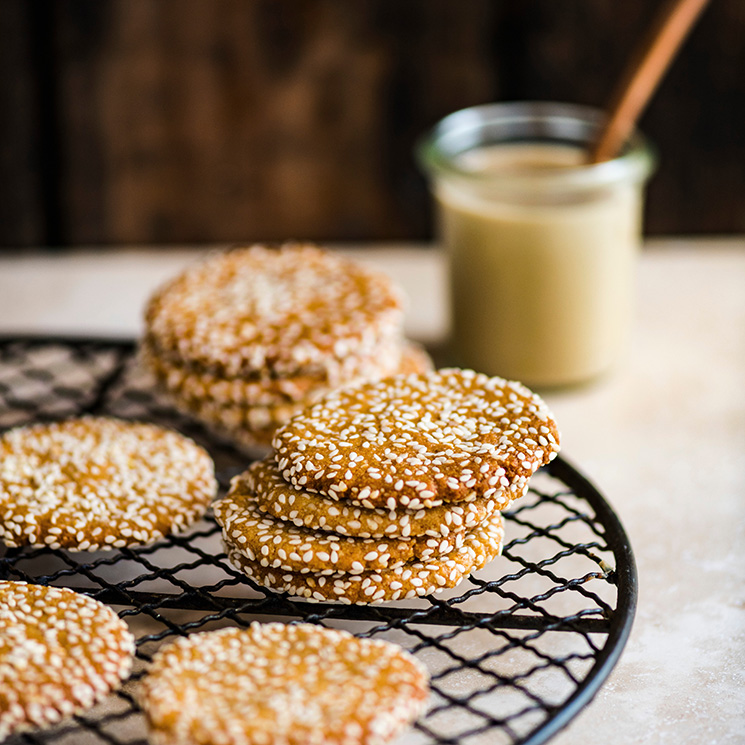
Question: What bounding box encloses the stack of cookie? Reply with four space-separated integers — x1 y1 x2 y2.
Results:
214 368 560 604
142 243 432 450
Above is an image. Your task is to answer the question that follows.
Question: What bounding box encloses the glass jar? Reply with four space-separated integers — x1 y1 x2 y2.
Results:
417 101 655 388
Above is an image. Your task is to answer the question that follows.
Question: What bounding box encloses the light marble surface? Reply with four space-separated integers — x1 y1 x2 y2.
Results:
1 238 744 743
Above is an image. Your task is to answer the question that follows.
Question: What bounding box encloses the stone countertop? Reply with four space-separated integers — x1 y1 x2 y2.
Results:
1 238 744 743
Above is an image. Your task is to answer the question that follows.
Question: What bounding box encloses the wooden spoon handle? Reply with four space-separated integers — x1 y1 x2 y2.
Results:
588 0 711 163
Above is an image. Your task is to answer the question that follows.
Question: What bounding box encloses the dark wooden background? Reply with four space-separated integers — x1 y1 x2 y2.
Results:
2 0 744 248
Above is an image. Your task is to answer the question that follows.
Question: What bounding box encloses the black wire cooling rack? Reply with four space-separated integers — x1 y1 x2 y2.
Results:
0 337 637 745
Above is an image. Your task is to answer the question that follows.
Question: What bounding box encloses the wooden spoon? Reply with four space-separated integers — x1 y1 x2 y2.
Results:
588 0 712 163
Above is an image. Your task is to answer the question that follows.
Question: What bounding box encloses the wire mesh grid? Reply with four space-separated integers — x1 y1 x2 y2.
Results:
0 338 637 745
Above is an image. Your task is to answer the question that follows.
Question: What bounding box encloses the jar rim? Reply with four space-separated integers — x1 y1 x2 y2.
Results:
416 101 656 191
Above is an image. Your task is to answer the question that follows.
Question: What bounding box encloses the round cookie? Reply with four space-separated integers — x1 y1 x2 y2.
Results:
236 456 507 539
224 511 505 604
274 368 560 511
157 391 278 453
173 391 308 433
168 394 303 457
141 337 329 406
202 421 276 453
158 343 433 455
0 581 135 739
137 623 428 745
147 340 432 426
144 244 405 380
214 489 468 575
141 336 419 408
0 417 217 550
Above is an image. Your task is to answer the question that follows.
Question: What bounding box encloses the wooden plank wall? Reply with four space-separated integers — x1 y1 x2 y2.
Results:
2 0 744 248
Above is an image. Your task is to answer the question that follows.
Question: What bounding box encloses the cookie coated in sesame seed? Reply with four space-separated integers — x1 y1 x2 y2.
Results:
171 391 309 435
273 368 560 511
214 486 469 576
225 511 504 604
141 336 329 406
157 342 433 454
236 456 507 539
144 244 405 379
137 623 429 745
141 336 427 408
0 581 135 740
202 420 277 452
0 417 217 550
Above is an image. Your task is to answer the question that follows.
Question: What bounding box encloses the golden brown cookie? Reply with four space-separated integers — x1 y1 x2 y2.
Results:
137 623 428 745
141 336 326 405
214 488 469 575
274 368 560 511
236 456 506 539
141 335 414 408
203 421 276 453
144 244 405 380
172 392 308 434
144 340 431 425
0 417 217 550
0 581 135 740
225 510 504 604
153 342 433 454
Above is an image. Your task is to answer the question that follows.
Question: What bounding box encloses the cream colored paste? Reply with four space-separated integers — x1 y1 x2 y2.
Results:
437 144 643 387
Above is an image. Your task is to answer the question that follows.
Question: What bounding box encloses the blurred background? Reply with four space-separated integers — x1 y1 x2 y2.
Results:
1 0 743 249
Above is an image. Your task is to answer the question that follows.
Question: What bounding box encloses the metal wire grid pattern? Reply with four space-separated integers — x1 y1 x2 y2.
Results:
0 338 637 745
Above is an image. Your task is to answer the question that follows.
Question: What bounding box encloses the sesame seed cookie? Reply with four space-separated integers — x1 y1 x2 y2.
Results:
165 393 310 459
155 342 432 455
0 417 217 550
144 244 405 380
274 368 560 511
204 422 277 452
224 511 504 604
141 336 328 406
235 456 506 539
173 392 308 435
141 336 426 408
214 488 469 576
137 623 428 745
0 581 135 740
